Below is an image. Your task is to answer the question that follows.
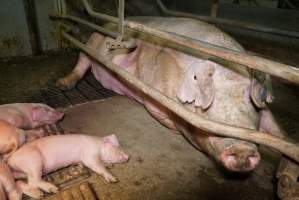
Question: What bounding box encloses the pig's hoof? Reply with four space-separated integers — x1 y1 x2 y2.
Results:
23 188 44 199
39 182 59 194
104 174 118 183
56 78 74 90
48 185 59 194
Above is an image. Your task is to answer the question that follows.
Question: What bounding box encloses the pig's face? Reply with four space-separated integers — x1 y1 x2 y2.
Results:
32 105 64 125
177 60 215 110
100 134 130 164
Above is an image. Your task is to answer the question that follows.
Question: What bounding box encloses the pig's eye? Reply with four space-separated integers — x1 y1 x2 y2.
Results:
194 75 197 80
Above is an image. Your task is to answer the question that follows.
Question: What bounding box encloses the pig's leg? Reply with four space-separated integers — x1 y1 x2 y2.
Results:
259 109 299 199
82 156 117 183
24 128 46 142
16 180 44 199
56 33 105 90
144 100 178 131
56 52 92 90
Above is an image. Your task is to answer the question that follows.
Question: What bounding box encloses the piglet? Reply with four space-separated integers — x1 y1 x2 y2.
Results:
0 103 64 129
7 134 129 199
0 120 45 160
0 161 22 200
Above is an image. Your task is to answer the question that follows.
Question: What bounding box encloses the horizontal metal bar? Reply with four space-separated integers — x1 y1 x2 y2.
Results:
156 0 299 39
49 14 117 39
79 0 299 85
62 30 299 163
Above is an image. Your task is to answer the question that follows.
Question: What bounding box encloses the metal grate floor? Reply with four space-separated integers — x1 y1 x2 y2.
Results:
40 72 116 108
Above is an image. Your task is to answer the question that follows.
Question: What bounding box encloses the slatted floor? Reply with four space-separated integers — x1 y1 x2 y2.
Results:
39 72 116 109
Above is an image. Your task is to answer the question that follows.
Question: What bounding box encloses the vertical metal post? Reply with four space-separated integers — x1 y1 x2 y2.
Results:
211 0 218 18
23 0 41 55
116 0 124 42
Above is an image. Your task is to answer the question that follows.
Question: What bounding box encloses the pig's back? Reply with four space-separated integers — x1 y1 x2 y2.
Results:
28 135 93 172
129 17 245 52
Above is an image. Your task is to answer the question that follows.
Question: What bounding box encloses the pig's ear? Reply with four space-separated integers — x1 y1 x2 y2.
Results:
250 78 274 108
195 61 215 110
32 106 48 121
103 134 120 147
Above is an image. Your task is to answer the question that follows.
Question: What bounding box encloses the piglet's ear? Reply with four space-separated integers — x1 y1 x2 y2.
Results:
103 134 120 147
195 61 215 110
32 106 48 121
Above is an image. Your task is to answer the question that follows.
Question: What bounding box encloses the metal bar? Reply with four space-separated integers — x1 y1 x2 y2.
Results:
116 0 124 42
23 0 41 55
49 14 117 38
61 30 299 163
78 0 299 85
156 0 299 39
211 0 218 18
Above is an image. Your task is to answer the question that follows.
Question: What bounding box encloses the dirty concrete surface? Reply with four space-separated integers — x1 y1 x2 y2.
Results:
58 96 276 200
0 31 298 200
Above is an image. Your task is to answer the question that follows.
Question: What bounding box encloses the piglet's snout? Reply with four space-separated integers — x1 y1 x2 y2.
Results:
122 153 130 162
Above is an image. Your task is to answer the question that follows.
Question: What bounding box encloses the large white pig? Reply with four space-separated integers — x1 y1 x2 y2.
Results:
56 17 287 173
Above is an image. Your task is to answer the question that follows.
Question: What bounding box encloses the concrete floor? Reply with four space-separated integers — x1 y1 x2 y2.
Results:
55 96 276 200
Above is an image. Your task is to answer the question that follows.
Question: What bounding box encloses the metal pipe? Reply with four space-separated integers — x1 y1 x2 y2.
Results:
23 0 41 55
49 14 118 38
61 30 299 163
156 0 299 39
116 0 124 42
79 0 299 85
211 0 218 18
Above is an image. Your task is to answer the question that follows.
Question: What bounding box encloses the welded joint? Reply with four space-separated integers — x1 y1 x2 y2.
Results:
106 0 137 50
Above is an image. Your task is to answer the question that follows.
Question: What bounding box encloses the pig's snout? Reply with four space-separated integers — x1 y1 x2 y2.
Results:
220 144 260 172
121 152 130 162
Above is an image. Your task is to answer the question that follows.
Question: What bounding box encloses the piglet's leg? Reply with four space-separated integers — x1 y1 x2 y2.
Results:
14 150 58 194
82 156 117 183
25 128 46 142
16 180 43 199
259 109 299 199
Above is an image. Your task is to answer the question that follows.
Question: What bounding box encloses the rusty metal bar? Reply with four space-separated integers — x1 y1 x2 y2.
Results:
211 0 219 18
79 0 299 85
156 0 299 39
61 30 299 163
116 0 124 42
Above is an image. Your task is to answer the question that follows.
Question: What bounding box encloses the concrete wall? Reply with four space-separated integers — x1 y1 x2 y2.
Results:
0 0 60 59
35 1 61 52
0 0 32 58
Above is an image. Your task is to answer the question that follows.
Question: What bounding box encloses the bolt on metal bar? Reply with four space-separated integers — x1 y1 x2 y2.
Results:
61 30 299 163
79 0 299 85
